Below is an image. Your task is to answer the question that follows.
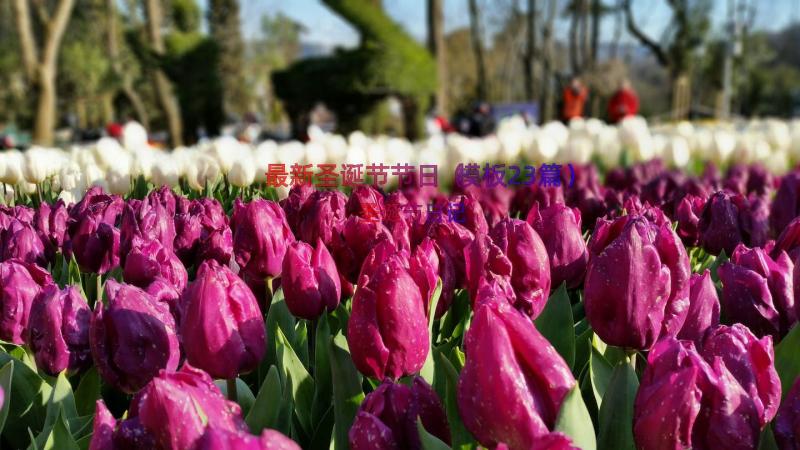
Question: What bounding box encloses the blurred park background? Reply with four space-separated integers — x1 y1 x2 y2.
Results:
1 0 799 147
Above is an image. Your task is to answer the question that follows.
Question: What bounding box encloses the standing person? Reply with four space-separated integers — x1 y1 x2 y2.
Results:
469 102 496 137
561 77 588 122
607 79 640 123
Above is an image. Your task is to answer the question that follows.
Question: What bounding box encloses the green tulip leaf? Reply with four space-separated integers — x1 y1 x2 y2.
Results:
276 328 315 437
329 333 364 450
417 418 450 450
555 385 597 450
597 360 639 450
74 367 101 416
535 283 575 368
759 426 779 450
0 360 14 434
0 355 50 448
420 278 443 384
214 378 255 417
436 352 475 450
775 323 800 397
246 365 285 434
590 347 614 408
311 316 333 428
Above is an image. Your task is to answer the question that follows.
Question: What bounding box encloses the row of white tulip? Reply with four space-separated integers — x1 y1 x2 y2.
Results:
3 116 800 204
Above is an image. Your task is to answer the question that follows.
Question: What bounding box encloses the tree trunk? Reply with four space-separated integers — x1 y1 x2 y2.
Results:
107 0 149 126
672 72 691 120
541 0 557 123
590 0 600 68
569 3 580 75
468 0 488 100
427 0 448 116
208 0 247 117
524 0 537 101
144 0 183 147
12 0 76 146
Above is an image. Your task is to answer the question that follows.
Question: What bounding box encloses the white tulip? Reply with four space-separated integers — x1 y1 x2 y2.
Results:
228 154 256 187
122 121 148 151
1 185 13 205
210 136 241 173
151 155 180 187
1 150 24 185
664 135 691 168
305 141 327 165
106 167 131 195
252 141 276 183
711 130 736 165
594 127 621 167
22 147 51 184
59 162 85 192
186 154 221 191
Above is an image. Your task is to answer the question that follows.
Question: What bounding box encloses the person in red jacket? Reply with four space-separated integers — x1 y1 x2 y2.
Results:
607 79 640 123
562 77 588 122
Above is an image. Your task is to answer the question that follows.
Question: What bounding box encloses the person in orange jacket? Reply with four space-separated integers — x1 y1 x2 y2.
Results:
562 77 588 122
607 79 640 123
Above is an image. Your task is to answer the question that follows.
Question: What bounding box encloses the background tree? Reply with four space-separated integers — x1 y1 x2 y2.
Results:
207 0 249 118
467 0 488 100
143 0 183 146
12 0 76 145
427 0 448 115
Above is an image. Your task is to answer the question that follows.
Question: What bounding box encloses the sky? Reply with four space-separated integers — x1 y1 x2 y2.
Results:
221 0 800 49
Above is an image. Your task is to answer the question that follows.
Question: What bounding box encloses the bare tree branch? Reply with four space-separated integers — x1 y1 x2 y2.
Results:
42 0 76 69
623 0 669 66
31 0 50 24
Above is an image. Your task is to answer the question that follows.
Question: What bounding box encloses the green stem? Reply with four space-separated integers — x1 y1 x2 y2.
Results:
96 274 103 303
309 318 317 377
265 276 274 301
227 378 238 403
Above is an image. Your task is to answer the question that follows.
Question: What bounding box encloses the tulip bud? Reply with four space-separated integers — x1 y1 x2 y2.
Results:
527 203 587 290
775 377 800 450
89 400 158 450
180 259 266 379
428 221 475 288
718 244 796 339
1 218 47 267
347 256 428 380
346 185 385 220
698 190 748 255
634 337 762 450
771 171 800 236
675 194 705 247
282 239 341 320
463 232 512 306
349 377 450 450
298 190 347 247
0 259 53 343
90 280 180 393
133 364 248 450
191 427 300 450
280 183 315 236
174 198 232 266
701 324 781 426
28 285 91 376
33 199 68 261
409 238 441 317
232 199 294 281
676 270 720 343
457 295 575 450
330 216 394 284
123 238 188 293
120 199 176 265
774 216 800 262
449 194 488 236
584 214 690 349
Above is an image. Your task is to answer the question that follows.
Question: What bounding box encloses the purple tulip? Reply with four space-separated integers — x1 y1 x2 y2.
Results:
457 293 575 450
68 206 122 275
120 198 176 266
774 216 800 262
191 427 300 450
298 190 347 247
357 239 409 288
123 238 187 293
27 285 91 376
282 239 341 320
68 186 124 227
772 171 800 236
232 198 295 281
280 183 315 237
349 376 450 450
527 203 587 290
449 194 489 236
701 324 781 426
676 270 720 343
584 214 690 350
718 244 796 339
148 186 179 216
0 259 53 344
347 255 428 380
1 218 46 266
428 221 475 289
180 259 265 379
146 277 182 322
382 192 413 253
775 377 800 450
132 364 248 450
89 400 157 450
462 184 513 227
464 232 512 306
174 198 232 266
491 218 552 318
33 200 68 261
634 337 763 450
675 194 705 247
90 280 180 393
346 185 386 220
330 215 394 284
698 190 748 256
409 238 442 317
